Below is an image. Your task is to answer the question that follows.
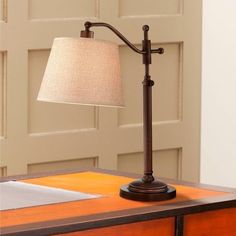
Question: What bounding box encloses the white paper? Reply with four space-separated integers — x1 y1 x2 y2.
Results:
0 181 101 210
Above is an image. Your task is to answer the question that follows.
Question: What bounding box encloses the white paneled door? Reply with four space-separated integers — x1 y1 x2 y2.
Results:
0 0 201 182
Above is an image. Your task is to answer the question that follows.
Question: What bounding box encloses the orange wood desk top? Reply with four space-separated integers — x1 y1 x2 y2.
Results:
0 169 236 235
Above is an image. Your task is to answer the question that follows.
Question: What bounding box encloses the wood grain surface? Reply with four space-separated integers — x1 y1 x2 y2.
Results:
1 172 226 228
56 218 175 236
185 207 236 236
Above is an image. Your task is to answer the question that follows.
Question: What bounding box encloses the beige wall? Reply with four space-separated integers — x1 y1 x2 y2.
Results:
201 0 236 188
0 0 201 182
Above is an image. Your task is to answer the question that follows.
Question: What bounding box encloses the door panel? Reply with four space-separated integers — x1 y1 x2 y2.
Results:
0 0 201 182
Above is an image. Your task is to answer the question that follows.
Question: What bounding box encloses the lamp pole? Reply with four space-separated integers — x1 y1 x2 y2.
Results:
81 22 176 201
142 25 155 184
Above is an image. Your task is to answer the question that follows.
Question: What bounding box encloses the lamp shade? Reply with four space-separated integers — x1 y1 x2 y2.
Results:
37 37 124 107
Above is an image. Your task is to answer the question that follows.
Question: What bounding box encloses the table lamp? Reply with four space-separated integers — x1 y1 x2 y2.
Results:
38 22 176 201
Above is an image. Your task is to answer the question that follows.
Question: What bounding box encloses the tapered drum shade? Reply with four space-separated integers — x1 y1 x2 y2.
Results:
38 37 124 107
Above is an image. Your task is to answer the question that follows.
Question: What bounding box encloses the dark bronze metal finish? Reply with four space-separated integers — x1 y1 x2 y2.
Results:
80 22 94 38
120 184 176 202
175 215 184 236
81 22 176 201
80 30 94 38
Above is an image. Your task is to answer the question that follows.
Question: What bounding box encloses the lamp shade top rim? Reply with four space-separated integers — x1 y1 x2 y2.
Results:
53 37 119 47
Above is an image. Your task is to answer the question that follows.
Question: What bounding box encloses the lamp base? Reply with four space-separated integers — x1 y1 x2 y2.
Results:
120 179 176 202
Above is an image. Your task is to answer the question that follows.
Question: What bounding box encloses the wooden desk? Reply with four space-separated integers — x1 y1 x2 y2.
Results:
1 169 236 236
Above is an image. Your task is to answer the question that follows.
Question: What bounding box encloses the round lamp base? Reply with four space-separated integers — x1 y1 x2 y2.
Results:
120 183 176 202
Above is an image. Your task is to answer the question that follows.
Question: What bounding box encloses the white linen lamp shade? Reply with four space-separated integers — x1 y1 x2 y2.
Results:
37 37 124 107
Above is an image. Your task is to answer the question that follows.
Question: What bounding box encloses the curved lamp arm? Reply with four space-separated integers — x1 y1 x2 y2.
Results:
81 21 164 55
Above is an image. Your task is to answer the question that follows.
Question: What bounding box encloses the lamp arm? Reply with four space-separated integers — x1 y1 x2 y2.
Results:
83 21 145 54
